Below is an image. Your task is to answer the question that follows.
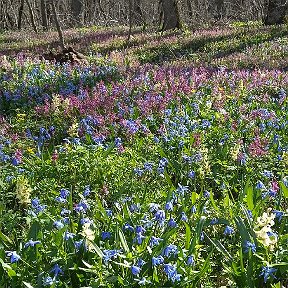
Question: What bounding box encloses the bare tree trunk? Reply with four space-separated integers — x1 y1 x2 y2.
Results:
51 0 65 50
159 0 181 31
40 0 48 31
132 0 144 26
128 0 133 41
187 0 193 19
25 0 38 32
71 0 83 26
18 0 25 30
264 0 288 25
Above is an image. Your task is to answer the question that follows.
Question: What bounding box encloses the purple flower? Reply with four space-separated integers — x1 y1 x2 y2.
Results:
163 263 181 282
83 185 91 197
154 210 165 224
74 201 89 213
60 188 69 199
53 220 64 230
244 241 256 253
186 255 194 266
64 231 75 240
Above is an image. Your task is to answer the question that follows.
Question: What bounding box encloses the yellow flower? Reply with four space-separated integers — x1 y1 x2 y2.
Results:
16 177 32 206
27 147 35 154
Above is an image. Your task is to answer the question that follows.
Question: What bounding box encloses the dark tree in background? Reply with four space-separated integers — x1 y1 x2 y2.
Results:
159 0 181 31
40 0 48 30
264 0 288 25
71 0 83 26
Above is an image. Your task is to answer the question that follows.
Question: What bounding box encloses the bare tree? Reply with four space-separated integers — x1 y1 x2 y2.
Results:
51 0 65 49
159 0 181 31
264 0 288 25
17 0 25 30
71 0 83 26
40 0 48 31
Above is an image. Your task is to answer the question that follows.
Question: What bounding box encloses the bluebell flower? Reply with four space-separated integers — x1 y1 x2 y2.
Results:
176 184 189 197
31 198 46 214
154 209 165 224
75 240 84 252
163 263 181 282
188 170 195 179
60 188 69 199
83 185 91 197
168 218 177 228
106 209 113 217
6 251 21 263
191 205 197 213
24 239 41 248
144 162 153 172
64 231 75 240
55 196 67 203
50 264 63 277
149 236 163 247
273 210 284 221
123 223 134 232
74 201 89 213
224 226 234 236
210 218 218 225
131 265 141 276
262 170 273 178
134 233 146 245
101 232 112 240
129 203 140 213
114 137 122 147
165 201 173 211
103 249 120 263
43 276 55 286
181 212 188 222
260 266 277 283
149 203 160 213
137 258 146 267
244 241 256 253
60 208 71 216
200 232 204 241
256 181 265 190
162 244 178 257
53 220 64 230
135 226 146 234
134 168 144 176
152 255 164 266
186 255 194 266
138 277 150 285
203 190 210 198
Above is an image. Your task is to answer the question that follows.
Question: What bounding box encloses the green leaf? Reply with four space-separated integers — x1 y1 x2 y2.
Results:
280 182 288 198
246 185 254 210
23 282 34 288
184 222 191 250
0 231 13 245
89 241 103 259
118 228 129 253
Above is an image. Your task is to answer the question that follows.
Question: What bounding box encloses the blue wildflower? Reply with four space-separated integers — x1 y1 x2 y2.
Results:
165 201 173 211
162 244 178 257
43 276 55 286
103 249 120 263
137 258 146 267
154 209 165 224
6 251 21 263
181 212 188 222
83 185 91 197
260 266 277 283
24 239 41 248
188 170 195 178
123 223 134 232
244 241 256 253
224 226 234 236
50 264 63 277
163 263 181 282
152 255 164 266
101 232 112 240
186 255 194 266
64 231 75 240
273 210 284 221
131 265 141 276
168 218 177 228
149 236 163 247
53 220 64 230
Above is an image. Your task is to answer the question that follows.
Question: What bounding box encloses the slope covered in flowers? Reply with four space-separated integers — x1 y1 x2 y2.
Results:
0 24 288 287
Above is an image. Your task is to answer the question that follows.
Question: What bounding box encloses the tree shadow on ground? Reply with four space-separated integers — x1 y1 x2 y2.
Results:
134 26 288 70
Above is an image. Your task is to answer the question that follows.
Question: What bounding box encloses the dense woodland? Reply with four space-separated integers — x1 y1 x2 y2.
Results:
0 0 287 32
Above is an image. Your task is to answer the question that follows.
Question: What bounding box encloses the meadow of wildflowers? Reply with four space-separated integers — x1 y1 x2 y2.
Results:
0 24 288 287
